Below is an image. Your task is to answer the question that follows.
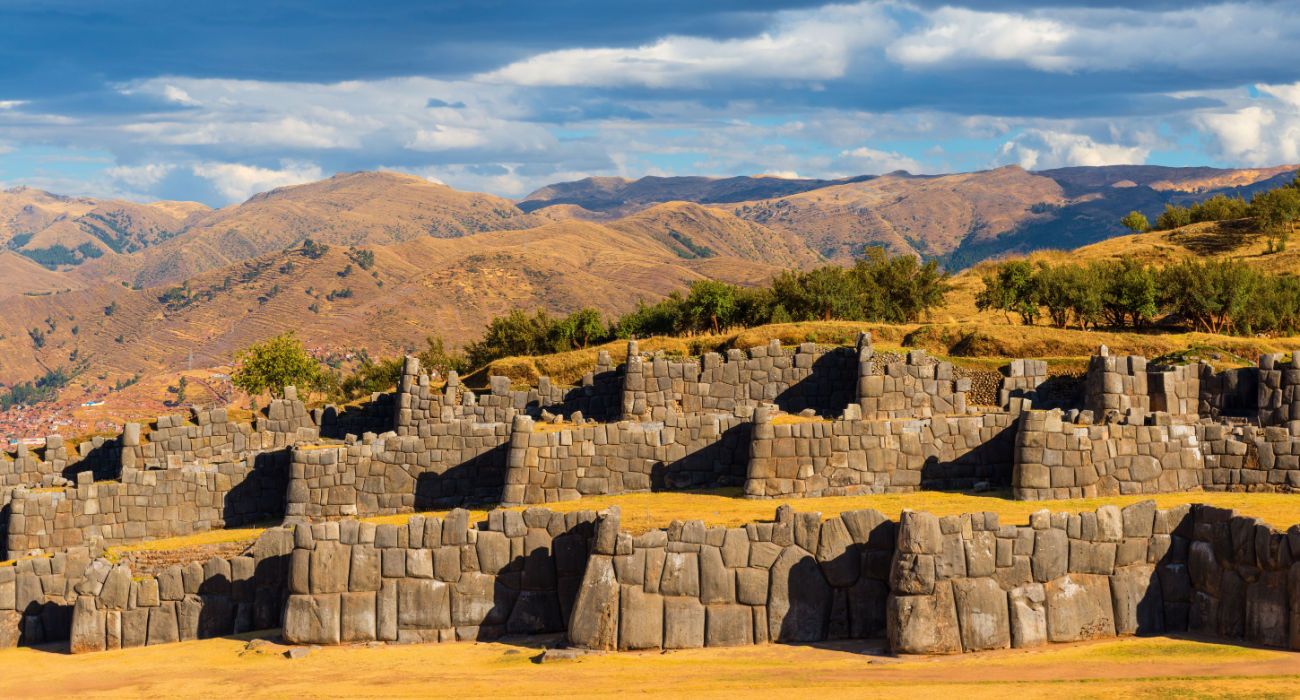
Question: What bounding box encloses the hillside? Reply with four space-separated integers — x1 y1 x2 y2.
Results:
82 171 542 287
606 202 823 269
519 174 870 217
725 166 1065 261
0 216 799 401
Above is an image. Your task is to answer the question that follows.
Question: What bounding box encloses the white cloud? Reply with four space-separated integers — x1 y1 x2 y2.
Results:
481 3 895 87
162 85 200 106
999 129 1149 170
106 163 175 189
888 8 1073 71
0 100 26 110
838 146 923 174
191 160 324 202
407 125 489 151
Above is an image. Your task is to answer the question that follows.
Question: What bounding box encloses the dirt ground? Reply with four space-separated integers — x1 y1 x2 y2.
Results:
0 632 1296 699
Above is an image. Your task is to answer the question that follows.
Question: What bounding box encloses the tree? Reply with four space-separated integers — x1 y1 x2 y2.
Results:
1155 204 1192 231
855 247 950 323
771 266 861 322
232 332 323 398
175 376 188 405
417 335 468 377
552 308 609 349
1120 211 1150 233
1095 259 1156 327
684 280 738 333
976 260 1039 325
1251 187 1300 249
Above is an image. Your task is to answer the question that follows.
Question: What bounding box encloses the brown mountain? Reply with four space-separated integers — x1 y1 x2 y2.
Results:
607 202 823 269
0 217 796 391
519 174 870 217
724 166 1065 261
81 171 542 287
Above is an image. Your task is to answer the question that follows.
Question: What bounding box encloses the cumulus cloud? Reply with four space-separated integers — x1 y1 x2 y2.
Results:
999 129 1150 169
838 146 923 174
888 8 1073 71
1195 84 1300 165
480 3 895 87
190 160 324 202
106 163 175 190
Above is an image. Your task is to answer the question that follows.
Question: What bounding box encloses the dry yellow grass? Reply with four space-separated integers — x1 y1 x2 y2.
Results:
75 489 1300 558
0 631 1293 699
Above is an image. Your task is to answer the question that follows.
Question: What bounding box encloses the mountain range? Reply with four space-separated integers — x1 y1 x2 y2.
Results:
1 162 1295 415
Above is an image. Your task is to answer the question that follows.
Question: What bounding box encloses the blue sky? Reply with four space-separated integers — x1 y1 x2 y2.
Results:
2 0 1299 205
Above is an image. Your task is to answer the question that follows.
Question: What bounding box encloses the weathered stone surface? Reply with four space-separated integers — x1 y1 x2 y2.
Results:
310 541 350 594
341 591 377 642
659 552 700 597
889 553 935 595
69 597 106 654
568 555 619 650
699 547 734 604
887 581 960 654
1245 570 1288 648
897 511 942 554
705 604 753 647
663 596 705 649
1110 565 1163 636
1008 583 1047 648
283 594 340 644
1045 574 1115 642
618 585 664 650
816 517 859 587
397 579 450 631
1032 529 1068 582
951 577 1010 651
768 546 830 643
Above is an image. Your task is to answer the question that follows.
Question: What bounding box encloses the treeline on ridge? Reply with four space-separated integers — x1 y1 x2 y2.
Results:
977 258 1300 335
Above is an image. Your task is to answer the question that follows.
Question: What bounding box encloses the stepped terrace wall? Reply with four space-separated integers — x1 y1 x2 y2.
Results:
279 508 597 645
501 413 753 506
1013 410 1300 500
621 340 857 422
744 409 1017 499
0 545 98 648
1258 352 1300 426
6 455 290 556
566 504 896 651
1012 410 1204 501
888 503 1300 653
857 346 969 420
288 421 512 520
64 526 293 653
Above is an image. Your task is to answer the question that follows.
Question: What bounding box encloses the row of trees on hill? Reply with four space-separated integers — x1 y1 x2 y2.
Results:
977 258 1300 335
230 249 952 400
1120 171 1300 251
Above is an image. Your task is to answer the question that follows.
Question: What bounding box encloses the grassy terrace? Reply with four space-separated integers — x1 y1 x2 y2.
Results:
55 489 1300 565
0 631 1295 698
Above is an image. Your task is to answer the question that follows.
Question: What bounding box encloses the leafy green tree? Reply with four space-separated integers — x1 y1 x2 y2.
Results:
232 332 324 398
552 308 610 348
976 260 1039 325
1155 204 1192 231
1251 187 1300 247
615 294 685 339
1121 211 1150 233
683 280 738 333
175 376 188 405
417 335 469 377
855 247 950 323
1095 259 1156 327
771 266 861 322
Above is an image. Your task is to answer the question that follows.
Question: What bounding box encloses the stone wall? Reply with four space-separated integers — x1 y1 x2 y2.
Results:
567 504 896 651
744 409 1017 499
1200 423 1300 491
7 454 289 556
1258 352 1300 427
1012 410 1203 500
287 420 512 521
887 503 1299 653
858 346 969 420
999 359 1048 411
1084 350 1149 422
621 340 857 422
1149 363 1201 423
280 507 596 645
0 544 98 648
64 526 294 653
502 413 753 505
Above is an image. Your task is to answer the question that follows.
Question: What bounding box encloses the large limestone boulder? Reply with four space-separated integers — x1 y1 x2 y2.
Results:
1110 565 1163 636
567 555 619 650
1045 574 1115 642
951 578 1010 651
1009 583 1047 648
768 546 831 642
886 581 961 654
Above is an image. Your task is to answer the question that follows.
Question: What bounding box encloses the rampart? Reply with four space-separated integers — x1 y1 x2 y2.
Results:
743 409 1016 498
